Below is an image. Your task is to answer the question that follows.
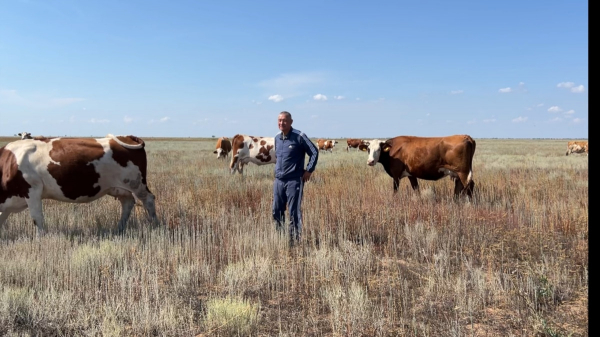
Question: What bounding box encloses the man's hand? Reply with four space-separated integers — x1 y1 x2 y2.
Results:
302 171 313 183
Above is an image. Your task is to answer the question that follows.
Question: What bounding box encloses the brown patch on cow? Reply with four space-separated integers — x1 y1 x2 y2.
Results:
249 143 254 149
110 138 149 186
260 139 267 146
116 135 145 147
0 147 32 204
251 137 258 142
256 145 273 162
47 138 106 200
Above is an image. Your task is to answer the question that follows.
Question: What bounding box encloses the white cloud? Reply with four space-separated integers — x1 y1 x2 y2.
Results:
512 116 527 123
548 106 562 113
160 117 170 122
310 115 319 119
313 94 328 101
251 100 262 105
482 118 497 123
571 85 585 93
499 87 512 93
537 103 544 107
548 117 562 122
268 94 284 102
572 118 584 124
564 110 575 115
450 90 464 94
124 116 133 123
89 118 109 124
333 95 345 100
557 82 585 93
519 82 525 86
467 119 476 124
557 82 575 88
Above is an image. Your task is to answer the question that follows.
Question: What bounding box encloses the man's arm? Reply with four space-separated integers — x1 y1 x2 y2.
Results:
300 133 319 181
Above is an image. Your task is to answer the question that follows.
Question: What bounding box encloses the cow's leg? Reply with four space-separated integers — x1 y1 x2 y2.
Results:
408 177 419 191
393 177 401 193
0 212 11 230
453 178 464 197
25 193 46 236
455 172 475 200
116 194 136 233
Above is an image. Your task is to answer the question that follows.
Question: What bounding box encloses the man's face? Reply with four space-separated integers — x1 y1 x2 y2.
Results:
278 114 292 134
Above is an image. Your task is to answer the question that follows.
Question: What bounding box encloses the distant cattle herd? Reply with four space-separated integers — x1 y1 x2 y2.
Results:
0 132 588 236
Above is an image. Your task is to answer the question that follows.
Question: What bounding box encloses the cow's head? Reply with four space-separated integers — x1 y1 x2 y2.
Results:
18 132 32 140
214 148 225 158
361 139 390 166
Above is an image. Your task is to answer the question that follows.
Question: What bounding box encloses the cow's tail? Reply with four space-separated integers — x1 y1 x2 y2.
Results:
464 135 476 185
107 134 145 149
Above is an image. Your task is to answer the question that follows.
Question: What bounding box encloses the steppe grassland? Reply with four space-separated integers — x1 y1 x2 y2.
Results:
0 137 588 336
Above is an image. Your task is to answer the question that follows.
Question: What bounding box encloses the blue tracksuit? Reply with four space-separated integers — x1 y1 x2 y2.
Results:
273 127 319 240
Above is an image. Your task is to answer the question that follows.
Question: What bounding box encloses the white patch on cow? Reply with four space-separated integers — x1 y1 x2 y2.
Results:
363 139 384 166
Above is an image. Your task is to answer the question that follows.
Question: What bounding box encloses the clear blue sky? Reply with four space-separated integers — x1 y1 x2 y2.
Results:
0 0 588 139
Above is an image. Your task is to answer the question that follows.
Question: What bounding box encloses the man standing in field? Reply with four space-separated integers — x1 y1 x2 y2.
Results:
273 111 319 245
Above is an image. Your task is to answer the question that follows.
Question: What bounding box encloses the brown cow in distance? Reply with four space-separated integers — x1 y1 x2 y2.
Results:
565 141 588 156
213 137 232 159
317 139 337 153
360 135 476 198
0 134 158 235
346 138 366 151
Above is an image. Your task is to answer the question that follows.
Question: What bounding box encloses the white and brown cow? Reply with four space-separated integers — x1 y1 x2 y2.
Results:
565 141 588 156
317 139 336 153
360 135 476 198
346 138 366 151
213 137 232 159
229 134 276 174
17 132 32 140
0 134 157 235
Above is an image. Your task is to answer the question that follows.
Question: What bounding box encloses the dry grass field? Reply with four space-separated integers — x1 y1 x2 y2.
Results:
0 136 588 336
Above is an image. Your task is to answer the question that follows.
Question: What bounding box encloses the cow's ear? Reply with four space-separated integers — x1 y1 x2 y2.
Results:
213 150 217 154
359 144 368 151
382 143 391 152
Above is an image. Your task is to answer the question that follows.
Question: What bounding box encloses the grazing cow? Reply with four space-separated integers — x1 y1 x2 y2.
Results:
360 135 476 198
347 138 366 151
0 134 157 235
213 137 232 159
229 134 276 174
565 141 588 156
17 132 32 140
317 139 337 153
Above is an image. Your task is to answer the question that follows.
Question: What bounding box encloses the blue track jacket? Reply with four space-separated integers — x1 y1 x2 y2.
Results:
274 127 318 180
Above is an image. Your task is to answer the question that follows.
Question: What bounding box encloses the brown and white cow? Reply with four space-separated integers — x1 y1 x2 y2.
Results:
229 134 276 174
317 139 337 153
0 134 157 235
17 132 32 140
360 135 476 198
565 141 588 156
347 138 366 151
213 137 232 159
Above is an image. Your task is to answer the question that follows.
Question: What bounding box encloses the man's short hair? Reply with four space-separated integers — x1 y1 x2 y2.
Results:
279 111 292 119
